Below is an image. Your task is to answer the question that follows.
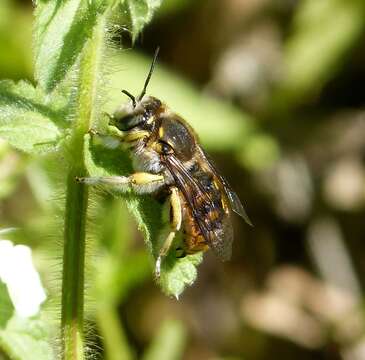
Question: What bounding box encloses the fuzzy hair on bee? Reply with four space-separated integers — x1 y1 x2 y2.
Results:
77 48 252 276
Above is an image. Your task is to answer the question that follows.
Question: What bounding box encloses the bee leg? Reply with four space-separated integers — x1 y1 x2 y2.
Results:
76 172 165 194
88 128 124 149
156 187 182 277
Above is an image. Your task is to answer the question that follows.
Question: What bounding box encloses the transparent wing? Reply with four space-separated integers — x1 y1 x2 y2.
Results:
225 188 253 226
164 154 233 261
199 147 253 226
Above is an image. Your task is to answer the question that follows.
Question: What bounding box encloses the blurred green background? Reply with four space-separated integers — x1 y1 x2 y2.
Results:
1 0 365 359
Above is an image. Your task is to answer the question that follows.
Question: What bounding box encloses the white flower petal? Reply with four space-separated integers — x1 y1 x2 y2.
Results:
0 240 47 317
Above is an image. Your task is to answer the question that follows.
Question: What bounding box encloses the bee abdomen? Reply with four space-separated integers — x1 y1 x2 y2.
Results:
194 173 225 229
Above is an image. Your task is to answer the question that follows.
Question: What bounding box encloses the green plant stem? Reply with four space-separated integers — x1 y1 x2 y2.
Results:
62 169 88 360
97 305 134 360
142 319 186 360
61 14 106 360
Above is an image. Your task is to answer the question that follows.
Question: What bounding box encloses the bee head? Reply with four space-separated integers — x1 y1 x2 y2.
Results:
112 96 162 131
111 47 161 132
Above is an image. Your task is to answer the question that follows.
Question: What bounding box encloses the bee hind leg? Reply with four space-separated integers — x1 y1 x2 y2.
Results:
156 187 182 277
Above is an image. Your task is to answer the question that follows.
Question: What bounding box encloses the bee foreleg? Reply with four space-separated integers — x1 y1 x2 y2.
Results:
156 187 182 277
88 128 124 149
76 172 165 194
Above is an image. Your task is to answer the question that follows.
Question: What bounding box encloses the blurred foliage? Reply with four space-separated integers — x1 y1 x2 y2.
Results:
275 0 365 107
118 0 163 41
142 319 186 360
0 280 14 328
1 0 365 359
0 0 32 81
0 315 54 360
0 80 66 154
0 273 54 360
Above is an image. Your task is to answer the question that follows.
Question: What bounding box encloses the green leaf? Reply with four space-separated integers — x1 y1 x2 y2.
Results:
118 0 163 41
158 251 203 298
0 141 26 199
0 0 33 80
0 280 14 329
0 316 55 360
33 0 107 92
0 80 65 154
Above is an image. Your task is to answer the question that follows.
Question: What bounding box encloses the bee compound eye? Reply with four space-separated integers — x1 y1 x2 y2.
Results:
116 114 143 131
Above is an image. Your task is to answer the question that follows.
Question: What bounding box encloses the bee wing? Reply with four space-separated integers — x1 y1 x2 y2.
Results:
164 154 233 261
211 212 233 261
224 187 253 226
199 147 253 226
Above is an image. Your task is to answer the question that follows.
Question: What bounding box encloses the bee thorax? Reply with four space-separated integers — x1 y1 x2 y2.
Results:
131 141 164 174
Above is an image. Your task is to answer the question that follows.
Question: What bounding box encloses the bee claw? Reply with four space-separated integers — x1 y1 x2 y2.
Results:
75 177 86 183
155 256 162 278
88 128 99 136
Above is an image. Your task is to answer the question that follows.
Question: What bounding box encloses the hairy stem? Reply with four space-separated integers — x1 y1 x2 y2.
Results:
62 170 88 359
61 14 106 360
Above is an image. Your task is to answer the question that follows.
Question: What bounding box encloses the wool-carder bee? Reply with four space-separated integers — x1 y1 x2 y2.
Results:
77 48 252 276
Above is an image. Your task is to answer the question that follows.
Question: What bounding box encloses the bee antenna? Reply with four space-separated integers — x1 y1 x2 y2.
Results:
121 89 136 107
138 46 160 101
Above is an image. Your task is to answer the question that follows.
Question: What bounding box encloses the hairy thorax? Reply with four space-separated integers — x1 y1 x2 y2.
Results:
131 139 163 173
130 139 175 188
